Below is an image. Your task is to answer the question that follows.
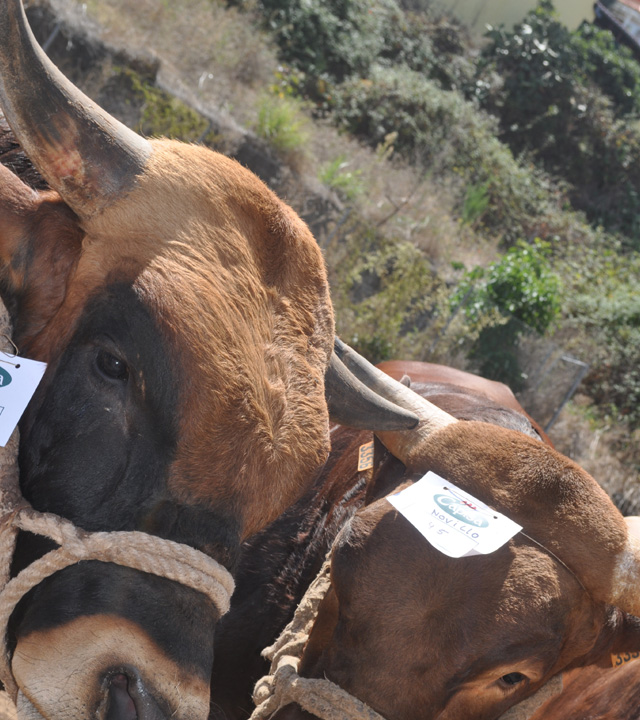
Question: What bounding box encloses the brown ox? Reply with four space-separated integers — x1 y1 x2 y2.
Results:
0 3 413 719
376 360 551 446
210 349 640 720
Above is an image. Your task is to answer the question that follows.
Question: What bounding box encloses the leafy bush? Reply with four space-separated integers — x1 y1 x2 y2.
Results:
473 0 640 246
454 239 561 334
256 0 413 82
568 285 640 427
450 239 561 389
332 65 548 243
571 21 640 117
254 0 472 102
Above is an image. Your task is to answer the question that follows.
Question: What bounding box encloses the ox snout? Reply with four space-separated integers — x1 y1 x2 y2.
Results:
104 671 165 720
11 614 211 720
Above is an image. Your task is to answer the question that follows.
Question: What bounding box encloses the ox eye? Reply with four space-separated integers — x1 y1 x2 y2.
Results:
96 349 129 382
499 672 526 687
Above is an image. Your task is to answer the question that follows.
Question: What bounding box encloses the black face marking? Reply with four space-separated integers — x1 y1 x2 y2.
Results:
9 282 239 684
13 562 216 676
18 283 179 532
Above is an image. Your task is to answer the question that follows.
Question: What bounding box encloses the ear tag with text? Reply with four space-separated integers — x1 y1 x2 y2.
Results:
0 352 47 446
358 441 374 471
611 651 640 669
387 471 522 558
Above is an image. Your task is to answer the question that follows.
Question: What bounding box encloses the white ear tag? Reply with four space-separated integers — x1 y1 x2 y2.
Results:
0 352 47 446
387 471 522 558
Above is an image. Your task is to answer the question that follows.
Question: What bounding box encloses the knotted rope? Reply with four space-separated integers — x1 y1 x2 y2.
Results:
0 305 235 704
250 558 386 720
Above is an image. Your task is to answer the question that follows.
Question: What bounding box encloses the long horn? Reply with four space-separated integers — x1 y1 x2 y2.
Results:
325 350 419 431
0 0 151 219
326 339 457 451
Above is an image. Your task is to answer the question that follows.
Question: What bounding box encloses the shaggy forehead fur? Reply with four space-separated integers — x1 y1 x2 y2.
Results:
25 140 334 536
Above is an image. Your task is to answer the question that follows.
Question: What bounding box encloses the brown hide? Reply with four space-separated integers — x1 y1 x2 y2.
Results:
377 360 551 445
0 163 82 341
83 141 334 535
0 138 333 537
526 612 640 720
271 363 637 720
292 496 606 720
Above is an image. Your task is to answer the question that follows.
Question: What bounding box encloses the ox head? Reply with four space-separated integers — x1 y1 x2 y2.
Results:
275 345 640 720
0 2 417 717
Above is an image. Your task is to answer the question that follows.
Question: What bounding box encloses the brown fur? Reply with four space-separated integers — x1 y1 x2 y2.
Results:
0 138 334 538
528 613 640 719
269 369 636 720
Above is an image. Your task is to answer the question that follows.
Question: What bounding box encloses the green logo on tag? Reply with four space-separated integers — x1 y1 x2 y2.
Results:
435 494 489 528
0 367 12 387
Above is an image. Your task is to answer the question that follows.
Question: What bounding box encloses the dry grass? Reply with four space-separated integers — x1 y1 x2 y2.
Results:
549 395 640 512
48 0 278 125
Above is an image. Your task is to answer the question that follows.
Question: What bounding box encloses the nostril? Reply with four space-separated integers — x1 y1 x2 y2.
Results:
106 673 138 720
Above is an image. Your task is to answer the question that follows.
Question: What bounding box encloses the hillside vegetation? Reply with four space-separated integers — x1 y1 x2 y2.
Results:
32 0 640 499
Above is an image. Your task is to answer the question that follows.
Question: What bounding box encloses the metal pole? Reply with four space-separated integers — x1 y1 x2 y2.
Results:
544 356 590 432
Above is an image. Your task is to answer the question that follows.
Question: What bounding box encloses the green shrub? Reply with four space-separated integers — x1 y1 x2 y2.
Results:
571 21 640 117
449 239 561 389
454 239 561 334
254 0 471 105
568 285 640 427
332 65 548 244
254 94 309 155
473 0 640 246
257 0 406 82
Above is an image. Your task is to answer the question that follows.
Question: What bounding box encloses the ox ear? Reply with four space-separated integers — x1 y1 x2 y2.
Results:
0 163 83 341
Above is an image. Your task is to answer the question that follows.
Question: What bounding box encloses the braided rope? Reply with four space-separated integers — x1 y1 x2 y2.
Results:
0 304 235 705
250 558 386 720
252 654 386 720
0 506 235 700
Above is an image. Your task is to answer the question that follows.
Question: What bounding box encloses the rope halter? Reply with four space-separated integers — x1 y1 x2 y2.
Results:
250 558 386 720
0 302 235 703
249 555 564 720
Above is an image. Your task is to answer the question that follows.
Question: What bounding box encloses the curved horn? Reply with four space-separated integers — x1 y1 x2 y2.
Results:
0 0 151 219
330 339 457 465
325 350 419 431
